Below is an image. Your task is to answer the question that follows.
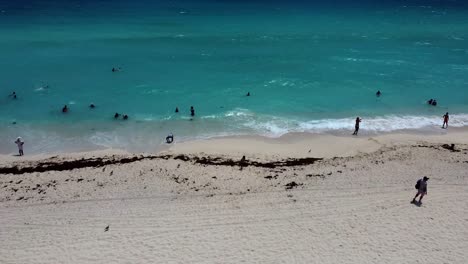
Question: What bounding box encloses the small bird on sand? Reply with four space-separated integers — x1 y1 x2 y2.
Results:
104 225 109 232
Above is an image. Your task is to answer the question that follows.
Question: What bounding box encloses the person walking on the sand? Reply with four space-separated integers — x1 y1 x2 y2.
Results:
442 112 449 129
14 137 24 156
412 176 429 204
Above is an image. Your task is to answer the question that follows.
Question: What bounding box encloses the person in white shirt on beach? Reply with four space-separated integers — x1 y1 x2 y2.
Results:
14 137 24 156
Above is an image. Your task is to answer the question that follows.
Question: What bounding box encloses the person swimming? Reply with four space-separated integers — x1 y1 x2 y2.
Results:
9 91 17 99
114 112 120 119
376 90 381 97
62 105 68 113
427 99 437 106
89 103 95 109
246 92 250 96
175 107 179 113
123 114 128 120
190 106 195 117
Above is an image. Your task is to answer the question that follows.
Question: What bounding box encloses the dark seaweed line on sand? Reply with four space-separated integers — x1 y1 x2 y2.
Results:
0 155 323 175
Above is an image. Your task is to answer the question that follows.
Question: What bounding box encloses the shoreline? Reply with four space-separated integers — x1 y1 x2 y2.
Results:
2 112 468 155
2 127 468 162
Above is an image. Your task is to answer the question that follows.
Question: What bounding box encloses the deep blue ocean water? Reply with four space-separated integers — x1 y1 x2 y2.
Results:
1 0 468 153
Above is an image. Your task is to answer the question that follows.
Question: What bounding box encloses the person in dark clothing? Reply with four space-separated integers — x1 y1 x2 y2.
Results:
246 92 250 96
175 107 179 113
62 105 68 113
442 112 449 129
190 106 195 117
412 176 429 204
166 133 174 144
114 113 120 119
352 117 362 135
376 90 381 97
89 103 95 109
123 114 128 120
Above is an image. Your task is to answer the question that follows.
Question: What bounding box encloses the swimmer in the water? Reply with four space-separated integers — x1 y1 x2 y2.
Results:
246 92 250 96
123 114 128 120
62 105 68 113
114 113 120 119
432 99 437 106
89 103 95 109
175 107 179 113
9 92 17 99
190 106 195 117
376 90 381 97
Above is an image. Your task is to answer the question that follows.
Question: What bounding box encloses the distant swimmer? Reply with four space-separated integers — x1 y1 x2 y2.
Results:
9 91 17 99
89 103 95 109
376 90 381 97
246 92 250 96
427 99 433 105
442 112 449 129
427 99 437 106
62 105 68 113
352 117 362 136
112 67 122 72
190 106 195 117
432 99 437 106
175 107 179 113
114 112 120 119
166 133 174 144
123 114 128 120
14 137 24 156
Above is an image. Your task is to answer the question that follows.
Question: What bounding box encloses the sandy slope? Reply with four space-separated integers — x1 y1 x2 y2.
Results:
1 133 468 263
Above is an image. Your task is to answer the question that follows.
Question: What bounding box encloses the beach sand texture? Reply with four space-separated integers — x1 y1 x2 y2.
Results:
1 133 468 263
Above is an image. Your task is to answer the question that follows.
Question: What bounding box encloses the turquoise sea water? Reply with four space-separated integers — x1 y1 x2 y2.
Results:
1 0 468 153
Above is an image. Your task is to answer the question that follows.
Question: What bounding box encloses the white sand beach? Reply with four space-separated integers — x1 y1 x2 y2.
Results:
1 132 468 263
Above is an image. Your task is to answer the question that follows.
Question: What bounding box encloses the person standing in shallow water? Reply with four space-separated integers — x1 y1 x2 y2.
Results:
442 112 449 129
14 137 24 156
190 106 195 117
352 117 362 135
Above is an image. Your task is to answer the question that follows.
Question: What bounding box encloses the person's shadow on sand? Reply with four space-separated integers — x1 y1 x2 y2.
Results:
411 200 422 207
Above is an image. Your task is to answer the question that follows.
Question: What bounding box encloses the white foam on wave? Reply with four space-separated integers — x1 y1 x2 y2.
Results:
333 56 409 66
238 114 468 137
